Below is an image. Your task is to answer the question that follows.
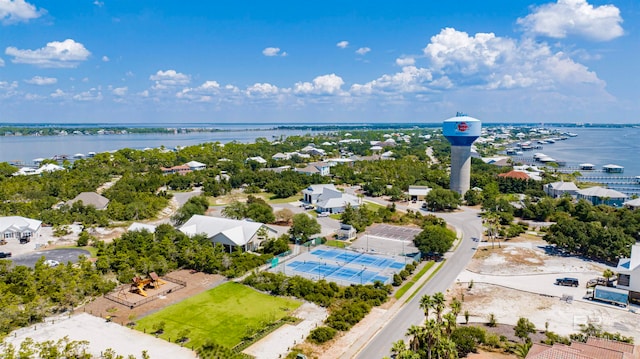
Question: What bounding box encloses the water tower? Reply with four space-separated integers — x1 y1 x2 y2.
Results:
443 113 481 194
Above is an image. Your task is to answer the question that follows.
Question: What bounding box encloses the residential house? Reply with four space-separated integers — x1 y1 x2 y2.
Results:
624 198 640 210
526 337 640 359
295 162 330 176
336 224 357 240
315 188 360 214
185 161 206 171
544 181 579 198
616 243 640 304
127 222 157 233
160 165 191 175
302 184 336 204
576 186 628 207
66 192 110 210
497 170 531 180
179 215 275 252
246 156 267 165
0 216 42 241
407 185 432 201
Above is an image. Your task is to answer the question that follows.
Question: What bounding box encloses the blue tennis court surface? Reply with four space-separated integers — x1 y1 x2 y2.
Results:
274 245 410 286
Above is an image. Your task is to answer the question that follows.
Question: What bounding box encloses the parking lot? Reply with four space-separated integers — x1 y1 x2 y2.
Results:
8 248 90 267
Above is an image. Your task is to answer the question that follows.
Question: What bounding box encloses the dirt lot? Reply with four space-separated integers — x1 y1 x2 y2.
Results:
81 269 226 325
453 238 640 341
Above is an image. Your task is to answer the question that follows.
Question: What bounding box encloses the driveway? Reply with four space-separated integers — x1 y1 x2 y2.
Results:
9 248 91 267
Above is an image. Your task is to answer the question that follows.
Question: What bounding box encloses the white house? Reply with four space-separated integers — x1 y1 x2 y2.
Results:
179 215 274 251
67 192 110 210
0 216 42 241
624 198 640 210
127 222 157 233
185 161 206 171
309 186 360 214
302 184 337 204
246 156 267 165
407 185 432 201
616 243 640 304
543 181 579 198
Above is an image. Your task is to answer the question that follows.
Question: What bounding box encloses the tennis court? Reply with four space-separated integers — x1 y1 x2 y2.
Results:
274 246 409 286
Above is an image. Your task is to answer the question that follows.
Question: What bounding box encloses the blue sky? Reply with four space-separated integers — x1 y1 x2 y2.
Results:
0 0 637 124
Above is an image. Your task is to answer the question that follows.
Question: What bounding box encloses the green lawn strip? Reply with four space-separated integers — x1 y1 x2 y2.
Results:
325 240 346 248
135 282 301 349
394 261 434 299
263 193 302 204
405 260 446 303
361 201 386 211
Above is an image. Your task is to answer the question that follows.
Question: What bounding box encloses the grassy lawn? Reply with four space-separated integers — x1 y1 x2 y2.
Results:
362 201 386 211
325 240 347 248
261 193 302 204
394 261 434 299
135 282 301 349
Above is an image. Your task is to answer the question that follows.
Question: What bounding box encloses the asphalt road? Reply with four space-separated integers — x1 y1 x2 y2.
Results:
355 207 482 359
8 248 91 268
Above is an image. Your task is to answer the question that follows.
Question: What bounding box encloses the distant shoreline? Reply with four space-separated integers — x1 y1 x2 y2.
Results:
1 121 639 137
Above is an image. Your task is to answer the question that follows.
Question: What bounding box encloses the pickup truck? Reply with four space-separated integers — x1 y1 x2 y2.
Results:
555 277 579 287
0 252 12 258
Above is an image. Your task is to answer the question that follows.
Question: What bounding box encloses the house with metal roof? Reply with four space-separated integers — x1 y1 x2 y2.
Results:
0 216 42 242
66 192 110 210
544 181 579 198
302 184 336 204
576 186 627 207
295 162 330 176
185 161 206 171
179 215 275 251
127 222 157 233
623 198 640 210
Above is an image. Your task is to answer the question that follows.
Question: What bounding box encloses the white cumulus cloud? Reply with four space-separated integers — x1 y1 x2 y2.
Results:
0 0 45 24
149 69 190 89
262 47 286 57
246 83 279 96
0 57 4 66
336 41 349 49
5 39 91 68
24 76 57 85
517 0 623 41
294 74 345 95
423 28 604 90
102 55 109 62
355 47 371 55
73 88 102 101
112 87 128 96
351 66 434 95
395 57 415 66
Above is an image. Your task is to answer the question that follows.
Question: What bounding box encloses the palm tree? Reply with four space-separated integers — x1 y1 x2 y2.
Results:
437 338 459 359
391 339 408 357
442 312 458 336
514 341 533 358
420 294 434 318
406 325 424 352
422 319 442 359
450 297 462 317
432 292 446 323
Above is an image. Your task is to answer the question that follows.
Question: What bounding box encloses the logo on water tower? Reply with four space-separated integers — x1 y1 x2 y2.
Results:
457 122 469 132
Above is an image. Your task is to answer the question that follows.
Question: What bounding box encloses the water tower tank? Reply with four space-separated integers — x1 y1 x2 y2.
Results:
442 115 481 194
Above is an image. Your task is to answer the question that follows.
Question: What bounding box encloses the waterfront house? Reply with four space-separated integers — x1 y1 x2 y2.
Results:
0 216 42 242
603 164 624 173
66 192 110 210
544 181 579 198
497 170 531 180
179 215 275 252
623 198 640 210
576 186 627 207
616 243 640 304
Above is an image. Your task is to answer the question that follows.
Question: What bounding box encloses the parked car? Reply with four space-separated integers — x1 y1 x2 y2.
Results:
318 212 329 217
555 277 579 287
586 277 614 288
0 252 11 258
44 259 60 267
20 237 31 244
303 204 314 210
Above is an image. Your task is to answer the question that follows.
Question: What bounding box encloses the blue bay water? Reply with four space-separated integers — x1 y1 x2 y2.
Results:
0 128 316 163
538 127 640 177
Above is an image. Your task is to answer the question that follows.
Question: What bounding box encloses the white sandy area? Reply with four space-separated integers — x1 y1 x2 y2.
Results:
456 241 640 342
243 302 328 359
4 313 197 359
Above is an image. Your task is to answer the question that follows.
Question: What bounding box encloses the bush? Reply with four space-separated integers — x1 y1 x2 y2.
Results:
451 326 486 357
487 313 497 327
392 274 402 286
308 326 337 344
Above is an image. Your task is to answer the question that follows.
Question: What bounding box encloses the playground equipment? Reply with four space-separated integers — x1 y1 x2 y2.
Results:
130 272 166 297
